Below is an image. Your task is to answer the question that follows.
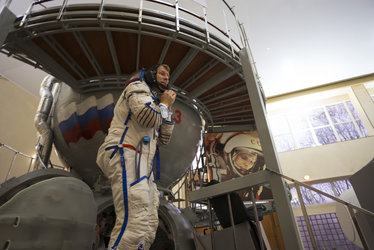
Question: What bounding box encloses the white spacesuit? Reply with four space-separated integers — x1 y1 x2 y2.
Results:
96 66 174 250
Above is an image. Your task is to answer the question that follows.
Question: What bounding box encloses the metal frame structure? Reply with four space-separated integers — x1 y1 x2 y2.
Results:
1 0 308 249
1 0 257 130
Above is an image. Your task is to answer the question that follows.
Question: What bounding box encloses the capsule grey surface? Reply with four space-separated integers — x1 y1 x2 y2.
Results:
52 83 202 189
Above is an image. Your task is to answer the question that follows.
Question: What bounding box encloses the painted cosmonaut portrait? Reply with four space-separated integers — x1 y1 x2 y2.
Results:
205 131 272 201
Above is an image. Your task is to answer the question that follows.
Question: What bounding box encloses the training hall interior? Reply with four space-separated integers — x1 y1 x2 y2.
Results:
1 0 374 249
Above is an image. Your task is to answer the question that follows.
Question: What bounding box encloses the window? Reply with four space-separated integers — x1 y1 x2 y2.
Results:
291 179 361 248
269 100 368 153
290 179 352 207
297 213 362 250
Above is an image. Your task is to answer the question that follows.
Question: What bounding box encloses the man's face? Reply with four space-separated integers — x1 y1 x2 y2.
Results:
233 151 258 172
230 148 259 175
156 66 169 88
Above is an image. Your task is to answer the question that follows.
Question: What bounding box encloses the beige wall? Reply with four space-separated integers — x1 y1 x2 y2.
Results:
267 75 374 182
278 136 374 181
0 77 61 182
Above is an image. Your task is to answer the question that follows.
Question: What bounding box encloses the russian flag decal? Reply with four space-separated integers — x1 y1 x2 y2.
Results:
57 94 114 145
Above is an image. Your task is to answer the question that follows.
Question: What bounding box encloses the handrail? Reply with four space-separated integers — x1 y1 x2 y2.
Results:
144 0 241 50
1 142 34 182
0 142 33 159
17 0 243 51
266 168 373 249
266 168 374 217
187 167 373 249
0 142 65 184
19 0 54 27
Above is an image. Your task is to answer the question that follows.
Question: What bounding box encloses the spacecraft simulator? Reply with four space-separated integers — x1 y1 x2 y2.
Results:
0 1 304 249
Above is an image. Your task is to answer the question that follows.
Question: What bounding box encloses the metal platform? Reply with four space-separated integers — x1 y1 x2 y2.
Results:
1 1 255 131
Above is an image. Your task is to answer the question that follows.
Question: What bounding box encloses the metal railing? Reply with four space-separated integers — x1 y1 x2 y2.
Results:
4 0 256 62
187 167 374 249
0 142 35 182
0 142 66 184
6 0 239 48
1 0 257 118
267 168 373 250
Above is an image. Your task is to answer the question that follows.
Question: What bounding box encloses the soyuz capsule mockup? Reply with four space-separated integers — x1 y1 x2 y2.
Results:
0 81 202 249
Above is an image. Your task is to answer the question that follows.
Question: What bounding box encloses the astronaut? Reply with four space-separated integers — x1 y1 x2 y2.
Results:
206 132 268 200
96 64 176 250
222 133 265 178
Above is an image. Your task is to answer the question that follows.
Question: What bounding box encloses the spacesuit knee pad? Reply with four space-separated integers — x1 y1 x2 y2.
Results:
128 178 151 208
114 178 150 245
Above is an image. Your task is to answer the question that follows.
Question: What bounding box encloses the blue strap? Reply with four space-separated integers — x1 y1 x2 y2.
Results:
124 110 132 126
119 127 129 145
106 121 129 160
108 112 133 250
146 102 160 114
105 145 119 159
119 111 131 144
156 146 161 180
150 146 161 180
139 69 144 81
111 147 129 250
152 95 159 103
130 175 148 187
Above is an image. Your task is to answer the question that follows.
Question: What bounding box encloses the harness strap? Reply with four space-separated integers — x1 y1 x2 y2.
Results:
149 145 161 180
107 111 133 250
109 147 128 250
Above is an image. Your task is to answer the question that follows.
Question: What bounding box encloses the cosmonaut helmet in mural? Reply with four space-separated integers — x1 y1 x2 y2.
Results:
222 133 266 177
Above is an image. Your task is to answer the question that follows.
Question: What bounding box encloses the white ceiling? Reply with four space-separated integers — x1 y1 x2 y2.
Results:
229 0 374 96
1 0 374 98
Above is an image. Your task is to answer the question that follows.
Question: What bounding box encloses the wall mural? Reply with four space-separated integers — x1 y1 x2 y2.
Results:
205 131 272 201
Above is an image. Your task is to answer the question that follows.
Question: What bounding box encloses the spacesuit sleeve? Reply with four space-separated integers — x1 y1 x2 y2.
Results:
158 121 174 145
125 82 162 128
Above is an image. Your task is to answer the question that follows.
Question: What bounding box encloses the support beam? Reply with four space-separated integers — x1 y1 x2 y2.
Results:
206 124 257 133
180 59 218 89
239 47 303 250
42 36 87 79
206 93 249 108
213 116 254 125
73 31 104 76
14 40 79 89
208 96 249 112
203 85 247 105
136 27 141 70
170 47 199 83
105 30 121 75
188 67 237 99
0 6 16 46
211 106 252 118
211 103 252 114
158 39 171 64
189 170 271 201
200 80 245 102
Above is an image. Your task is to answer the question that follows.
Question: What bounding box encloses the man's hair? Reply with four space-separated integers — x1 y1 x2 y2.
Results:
125 64 170 88
159 64 170 73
